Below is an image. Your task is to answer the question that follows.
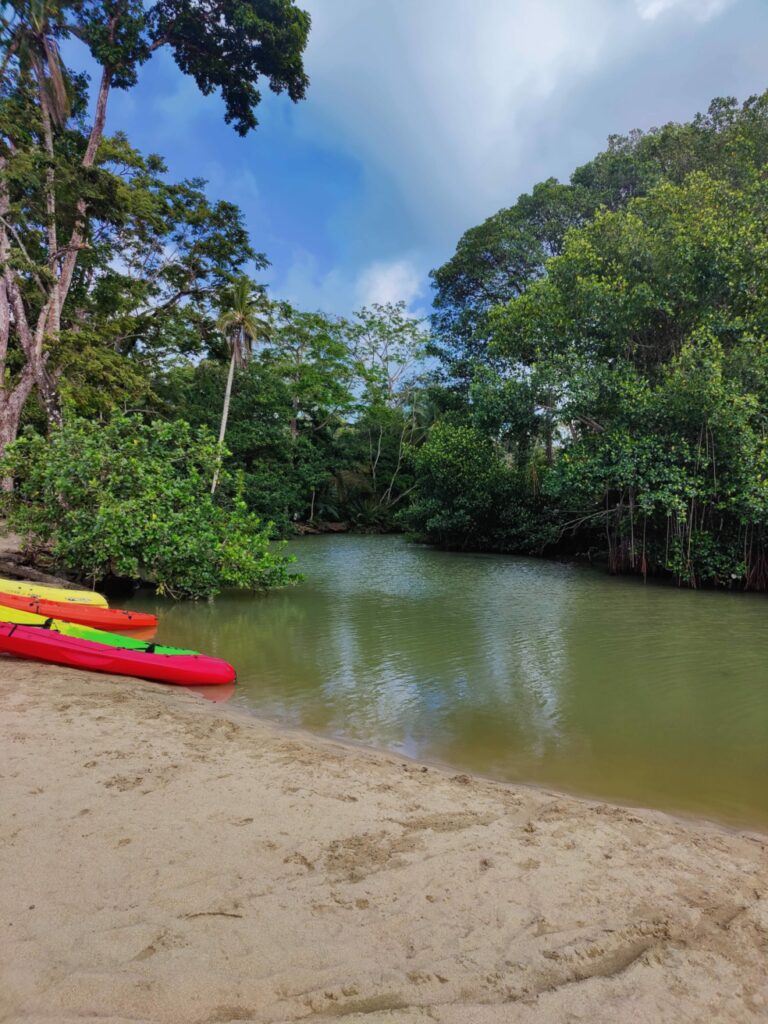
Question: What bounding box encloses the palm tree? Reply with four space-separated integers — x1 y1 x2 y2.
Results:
1 2 72 125
211 277 271 494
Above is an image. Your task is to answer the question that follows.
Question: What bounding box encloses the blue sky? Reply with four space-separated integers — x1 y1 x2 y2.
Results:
72 0 768 316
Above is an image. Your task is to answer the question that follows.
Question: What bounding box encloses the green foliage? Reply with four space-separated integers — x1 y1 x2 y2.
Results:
0 0 310 461
429 178 587 376
217 278 271 364
541 334 768 587
5 0 311 132
487 166 768 587
425 89 768 591
492 172 768 373
401 422 554 552
2 416 297 598
341 302 433 523
431 92 768 379
147 0 310 135
163 359 316 532
0 86 260 418
166 302 435 534
71 134 259 378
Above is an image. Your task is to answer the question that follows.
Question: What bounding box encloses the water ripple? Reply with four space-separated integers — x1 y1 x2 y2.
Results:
131 535 768 830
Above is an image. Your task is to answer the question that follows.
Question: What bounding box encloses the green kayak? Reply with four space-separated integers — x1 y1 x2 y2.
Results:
0 605 197 656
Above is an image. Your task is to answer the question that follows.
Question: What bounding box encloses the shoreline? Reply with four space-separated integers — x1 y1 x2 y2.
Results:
3 525 766 839
219 689 768 842
2 662 767 1023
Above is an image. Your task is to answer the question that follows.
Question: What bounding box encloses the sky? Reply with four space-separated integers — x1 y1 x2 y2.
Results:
72 0 768 317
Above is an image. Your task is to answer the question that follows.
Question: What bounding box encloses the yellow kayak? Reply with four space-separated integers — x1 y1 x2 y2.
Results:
0 606 100 639
0 576 108 608
0 605 187 653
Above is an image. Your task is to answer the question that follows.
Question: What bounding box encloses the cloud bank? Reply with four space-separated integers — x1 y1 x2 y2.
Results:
96 0 768 315
271 0 764 312
278 253 424 316
635 0 734 21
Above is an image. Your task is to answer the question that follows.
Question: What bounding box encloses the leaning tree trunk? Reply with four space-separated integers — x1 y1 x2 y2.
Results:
38 364 64 430
0 367 37 491
0 164 43 482
211 349 237 495
9 66 112 442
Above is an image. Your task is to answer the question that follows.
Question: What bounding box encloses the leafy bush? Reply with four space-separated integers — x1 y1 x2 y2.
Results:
400 422 553 551
2 416 298 599
541 335 768 587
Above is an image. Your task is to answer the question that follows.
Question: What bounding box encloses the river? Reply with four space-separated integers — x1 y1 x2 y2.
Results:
131 534 768 830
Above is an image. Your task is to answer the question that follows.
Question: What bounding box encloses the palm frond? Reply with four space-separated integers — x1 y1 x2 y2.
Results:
41 35 70 126
216 276 272 366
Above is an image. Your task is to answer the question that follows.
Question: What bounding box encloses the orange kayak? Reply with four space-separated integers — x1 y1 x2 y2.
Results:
0 590 157 631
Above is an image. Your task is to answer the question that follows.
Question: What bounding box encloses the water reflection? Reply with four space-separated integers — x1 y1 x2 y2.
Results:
130 535 768 829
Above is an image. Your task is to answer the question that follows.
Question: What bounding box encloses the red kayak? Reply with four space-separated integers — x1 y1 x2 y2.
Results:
0 590 157 631
0 623 235 685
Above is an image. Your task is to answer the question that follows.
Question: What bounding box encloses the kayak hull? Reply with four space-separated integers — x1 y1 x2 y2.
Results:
0 591 156 631
0 605 195 656
0 623 235 685
0 577 108 607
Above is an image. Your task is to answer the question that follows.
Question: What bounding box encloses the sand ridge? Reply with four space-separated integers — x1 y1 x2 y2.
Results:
1 662 767 1023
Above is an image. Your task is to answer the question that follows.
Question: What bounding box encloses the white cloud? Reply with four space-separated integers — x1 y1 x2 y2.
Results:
294 0 752 253
277 249 348 312
276 250 426 315
300 0 620 233
635 0 733 20
356 259 423 307
266 0 764 312
203 161 261 212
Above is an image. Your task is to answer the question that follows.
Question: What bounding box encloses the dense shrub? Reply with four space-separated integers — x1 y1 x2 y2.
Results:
400 422 555 552
2 416 297 599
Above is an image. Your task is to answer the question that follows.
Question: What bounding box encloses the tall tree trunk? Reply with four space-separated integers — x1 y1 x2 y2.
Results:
211 350 236 495
0 46 113 471
33 53 60 344
0 203 47 466
0 157 11 390
0 155 15 473
0 365 37 491
33 66 111 433
544 395 554 467
39 365 63 429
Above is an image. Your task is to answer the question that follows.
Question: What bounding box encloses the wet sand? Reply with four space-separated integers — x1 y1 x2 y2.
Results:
1 662 767 1023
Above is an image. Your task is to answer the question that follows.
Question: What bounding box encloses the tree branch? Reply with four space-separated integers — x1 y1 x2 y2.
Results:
0 216 48 296
58 64 112 303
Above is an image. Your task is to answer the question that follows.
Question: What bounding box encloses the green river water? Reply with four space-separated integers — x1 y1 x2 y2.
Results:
131 535 768 830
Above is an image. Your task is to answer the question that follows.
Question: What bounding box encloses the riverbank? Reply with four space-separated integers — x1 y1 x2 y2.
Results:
1 664 767 1023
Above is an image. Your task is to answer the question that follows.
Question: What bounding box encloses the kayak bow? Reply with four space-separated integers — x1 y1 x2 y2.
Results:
0 622 235 686
0 604 195 655
0 590 156 631
0 577 108 607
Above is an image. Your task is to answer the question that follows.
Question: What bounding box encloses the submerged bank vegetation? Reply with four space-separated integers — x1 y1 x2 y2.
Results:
2 3 768 594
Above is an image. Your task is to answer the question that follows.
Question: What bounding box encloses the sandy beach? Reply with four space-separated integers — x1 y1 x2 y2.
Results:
1 663 767 1024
